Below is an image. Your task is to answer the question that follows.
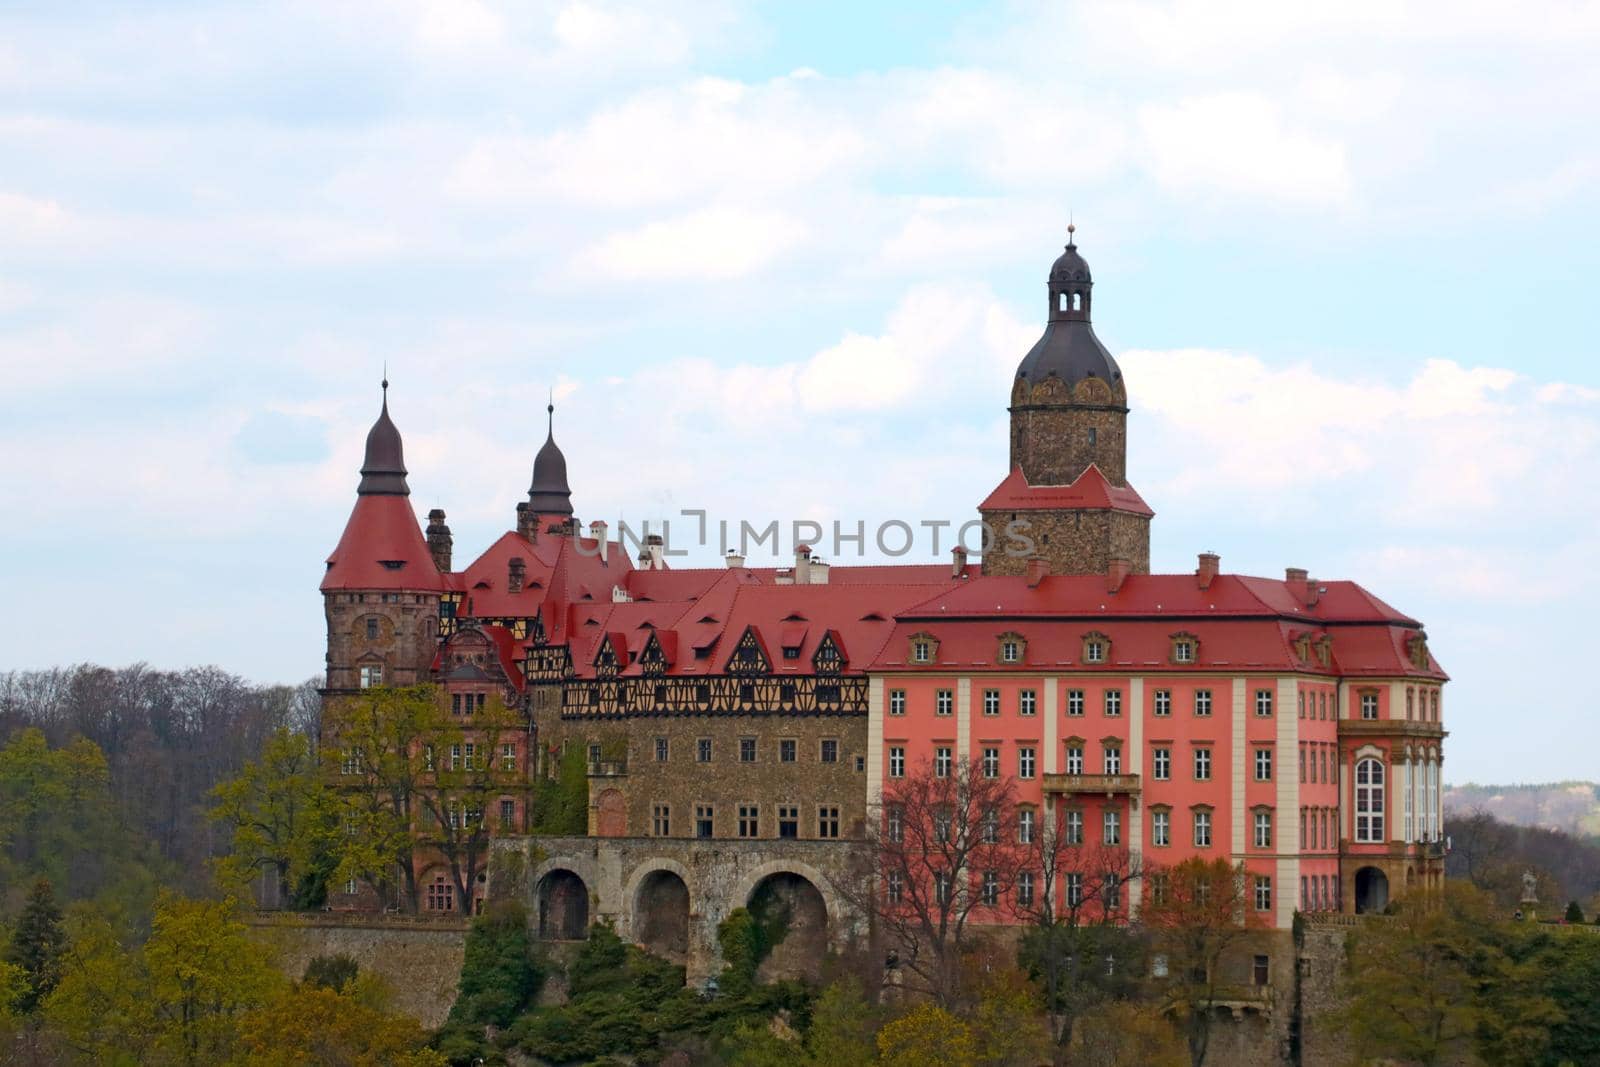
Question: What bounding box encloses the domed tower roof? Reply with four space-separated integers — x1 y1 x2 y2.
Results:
357 379 410 496
1015 225 1123 390
527 399 573 516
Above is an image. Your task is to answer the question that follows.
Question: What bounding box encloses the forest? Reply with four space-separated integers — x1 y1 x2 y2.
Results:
5 663 1600 1066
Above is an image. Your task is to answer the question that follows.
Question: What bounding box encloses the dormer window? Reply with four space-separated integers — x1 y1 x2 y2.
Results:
1082 632 1109 664
997 632 1025 664
1170 633 1198 665
909 633 938 664
379 560 405 571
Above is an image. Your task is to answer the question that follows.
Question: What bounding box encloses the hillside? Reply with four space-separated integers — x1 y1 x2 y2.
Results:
1444 781 1600 836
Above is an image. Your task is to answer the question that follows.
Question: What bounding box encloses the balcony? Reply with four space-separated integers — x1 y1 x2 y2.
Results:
1042 773 1142 797
587 759 627 778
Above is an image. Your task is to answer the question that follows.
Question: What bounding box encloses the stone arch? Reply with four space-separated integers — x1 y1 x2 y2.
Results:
535 865 591 940
1355 866 1389 915
629 863 692 964
739 865 833 984
595 788 627 837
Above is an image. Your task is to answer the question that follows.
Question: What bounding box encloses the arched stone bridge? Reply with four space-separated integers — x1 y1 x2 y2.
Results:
486 836 866 984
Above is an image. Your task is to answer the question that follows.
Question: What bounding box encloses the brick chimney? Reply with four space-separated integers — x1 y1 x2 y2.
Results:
952 544 969 578
1197 552 1220 590
641 533 665 571
508 556 526 594
1107 557 1130 594
516 502 538 542
1026 557 1049 588
1285 566 1310 604
590 520 608 561
426 508 453 572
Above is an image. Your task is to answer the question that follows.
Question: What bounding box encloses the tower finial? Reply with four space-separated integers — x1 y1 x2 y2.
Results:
1067 214 1076 248
547 388 554 432
382 362 389 397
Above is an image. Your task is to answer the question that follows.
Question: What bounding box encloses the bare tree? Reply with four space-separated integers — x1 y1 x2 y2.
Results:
841 756 1026 1008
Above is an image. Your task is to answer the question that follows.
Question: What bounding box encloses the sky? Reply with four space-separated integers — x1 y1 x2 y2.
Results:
2 0 1597 784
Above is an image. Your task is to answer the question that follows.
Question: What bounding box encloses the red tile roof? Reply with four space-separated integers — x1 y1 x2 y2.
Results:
979 465 1154 517
321 494 445 592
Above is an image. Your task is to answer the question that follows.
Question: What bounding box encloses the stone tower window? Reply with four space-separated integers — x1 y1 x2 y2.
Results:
1088 427 1097 446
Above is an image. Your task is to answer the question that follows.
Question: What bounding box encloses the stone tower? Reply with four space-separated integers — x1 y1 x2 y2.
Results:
320 380 445 693
980 229 1153 577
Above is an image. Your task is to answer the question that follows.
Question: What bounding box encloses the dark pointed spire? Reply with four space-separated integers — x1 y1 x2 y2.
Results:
527 393 573 516
1015 225 1120 388
357 377 410 495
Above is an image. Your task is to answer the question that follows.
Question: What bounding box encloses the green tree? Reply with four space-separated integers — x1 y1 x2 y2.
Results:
970 967 1050 1067
877 1002 975 1067
1140 858 1260 1067
302 954 360 992
531 743 590 835
804 976 876 1066
4 879 67 1013
209 727 339 908
449 900 543 1027
1074 1000 1187 1067
1564 899 1584 923
234 982 446 1067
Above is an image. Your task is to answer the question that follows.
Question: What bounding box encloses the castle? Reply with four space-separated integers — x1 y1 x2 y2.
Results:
320 231 1447 982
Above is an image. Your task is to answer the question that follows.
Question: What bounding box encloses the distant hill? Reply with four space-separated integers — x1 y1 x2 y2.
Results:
1444 781 1600 836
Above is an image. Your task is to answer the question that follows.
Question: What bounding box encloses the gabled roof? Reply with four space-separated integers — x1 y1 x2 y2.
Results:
980 464 1154 517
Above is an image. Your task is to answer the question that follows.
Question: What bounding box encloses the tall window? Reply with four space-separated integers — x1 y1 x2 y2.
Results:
1153 689 1172 716
501 744 517 771
1066 872 1083 907
738 805 759 838
1084 639 1106 663
778 805 799 839
1255 749 1272 781
697 739 712 763
887 805 903 842
652 804 670 836
1017 871 1035 907
935 689 954 716
740 738 757 763
887 870 903 903
935 747 952 778
695 805 714 838
1019 690 1037 716
981 807 999 844
1193 810 1212 847
1403 760 1414 842
1103 809 1121 845
983 689 1001 716
1174 640 1195 663
1355 758 1385 842
1001 639 1020 662
1067 689 1085 716
1018 808 1035 844
934 871 951 905
1152 809 1170 846
1194 689 1212 716
982 871 1000 906
1103 745 1121 775
1018 747 1036 779
499 798 515 828
1361 693 1379 720
1254 877 1272 912
982 747 1000 779
1254 810 1273 848
818 806 840 839
889 689 906 715
889 746 905 778
426 876 453 912
1153 747 1171 780
1255 689 1274 717
359 665 383 689
1104 690 1122 717
1065 809 1083 845
1066 745 1084 774
780 739 797 763
820 739 839 763
1194 747 1212 781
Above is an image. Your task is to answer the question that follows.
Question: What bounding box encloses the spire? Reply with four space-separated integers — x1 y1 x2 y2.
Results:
527 393 573 516
357 377 409 496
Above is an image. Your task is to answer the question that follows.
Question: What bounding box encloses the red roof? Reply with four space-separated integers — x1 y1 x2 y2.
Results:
321 494 445 592
979 465 1154 517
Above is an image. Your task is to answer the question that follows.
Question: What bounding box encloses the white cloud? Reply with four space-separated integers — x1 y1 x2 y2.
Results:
573 205 806 281
1138 93 1351 206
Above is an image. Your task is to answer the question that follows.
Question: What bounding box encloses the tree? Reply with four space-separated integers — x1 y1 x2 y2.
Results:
449 900 543 1028
843 756 1026 1008
1140 858 1261 1067
1337 882 1561 1067
1564 899 1585 923
4 879 67 1013
877 1002 975 1067
804 976 877 1066
209 727 339 908
1074 1000 1186 1067
233 983 445 1067
303 954 360 992
1013 816 1146 1049
969 966 1050 1067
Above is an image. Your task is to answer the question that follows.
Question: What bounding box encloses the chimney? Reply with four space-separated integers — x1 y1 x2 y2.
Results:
516 502 538 542
1107 557 1130 594
811 558 830 584
508 556 526 594
725 550 746 569
590 520 608 561
641 533 665 571
952 544 968 578
426 508 453 572
1285 566 1310 604
1026 557 1049 588
1305 578 1321 608
795 543 812 585
1196 552 1220 590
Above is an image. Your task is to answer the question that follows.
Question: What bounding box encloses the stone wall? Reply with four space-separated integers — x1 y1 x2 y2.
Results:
978 507 1151 577
1007 374 1129 486
248 913 468 1029
322 590 441 691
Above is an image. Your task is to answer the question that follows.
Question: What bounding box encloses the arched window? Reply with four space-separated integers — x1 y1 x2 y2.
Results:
425 873 455 912
1402 758 1414 842
1355 758 1385 843
1059 292 1069 312
1072 292 1082 311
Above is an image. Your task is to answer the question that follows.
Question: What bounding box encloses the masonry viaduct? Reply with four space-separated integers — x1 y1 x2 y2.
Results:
487 836 867 984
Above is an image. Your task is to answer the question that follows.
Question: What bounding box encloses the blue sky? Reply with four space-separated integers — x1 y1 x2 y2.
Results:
2 1 1597 783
